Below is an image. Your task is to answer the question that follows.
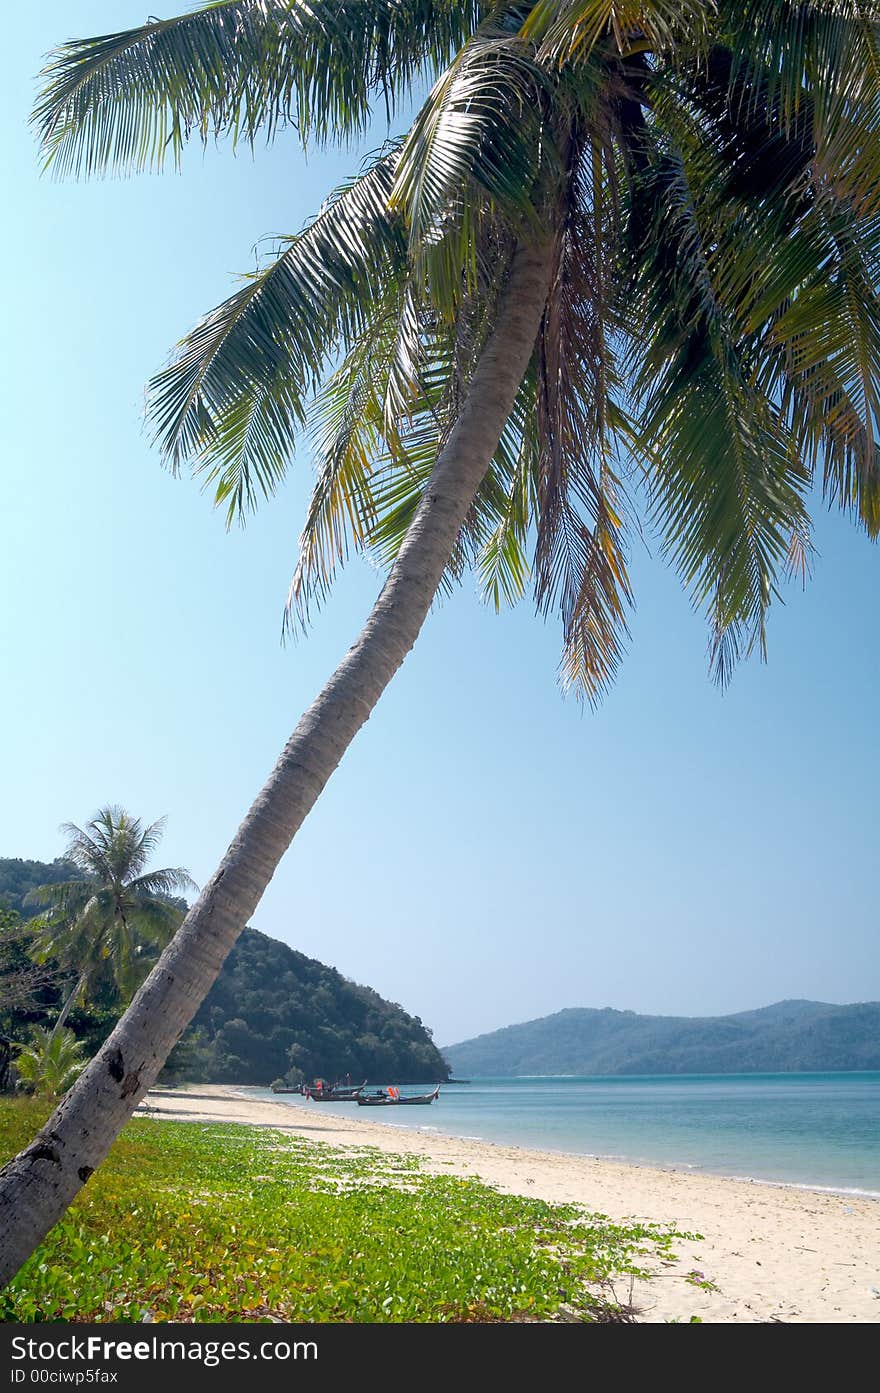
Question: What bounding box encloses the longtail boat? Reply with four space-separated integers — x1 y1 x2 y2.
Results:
357 1086 440 1107
308 1081 366 1102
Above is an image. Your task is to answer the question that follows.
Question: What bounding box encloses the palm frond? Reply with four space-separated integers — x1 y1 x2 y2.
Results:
524 0 715 64
627 137 810 680
476 368 539 610
390 23 553 263
669 37 880 538
57 820 115 883
34 0 484 176
719 0 880 132
124 898 186 950
127 868 197 900
148 148 406 522
286 221 533 626
285 322 391 627
762 211 880 536
531 138 634 701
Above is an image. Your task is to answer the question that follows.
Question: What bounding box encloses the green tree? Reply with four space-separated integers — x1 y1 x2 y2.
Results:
0 911 60 1029
29 808 195 1038
14 1027 87 1100
3 1 880 1282
0 859 80 920
0 910 64 1093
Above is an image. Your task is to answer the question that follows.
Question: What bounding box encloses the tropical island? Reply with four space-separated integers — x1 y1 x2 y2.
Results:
444 1001 880 1077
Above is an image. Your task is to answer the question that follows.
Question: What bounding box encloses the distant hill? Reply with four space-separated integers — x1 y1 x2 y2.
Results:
1 857 449 1086
0 858 81 918
444 1000 880 1076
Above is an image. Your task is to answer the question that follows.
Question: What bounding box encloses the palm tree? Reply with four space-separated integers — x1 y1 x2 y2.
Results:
29 808 196 1039
14 1028 87 1100
2 0 879 1284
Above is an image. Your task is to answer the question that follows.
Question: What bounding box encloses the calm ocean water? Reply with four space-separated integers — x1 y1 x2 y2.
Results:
243 1073 880 1196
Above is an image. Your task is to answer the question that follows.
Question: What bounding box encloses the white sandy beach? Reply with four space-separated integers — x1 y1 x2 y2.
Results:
137 1083 879 1324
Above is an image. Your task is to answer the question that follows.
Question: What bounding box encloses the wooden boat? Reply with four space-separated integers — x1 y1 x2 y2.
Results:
308 1081 366 1102
357 1086 440 1107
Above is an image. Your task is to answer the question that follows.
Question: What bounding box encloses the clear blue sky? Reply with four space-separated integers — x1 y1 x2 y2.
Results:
2 3 878 1047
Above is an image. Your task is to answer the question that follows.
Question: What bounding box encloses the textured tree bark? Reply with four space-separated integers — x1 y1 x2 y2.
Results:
0 239 553 1288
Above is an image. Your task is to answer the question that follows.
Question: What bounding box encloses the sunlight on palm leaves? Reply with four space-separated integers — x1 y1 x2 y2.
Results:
32 1 483 174
34 0 880 700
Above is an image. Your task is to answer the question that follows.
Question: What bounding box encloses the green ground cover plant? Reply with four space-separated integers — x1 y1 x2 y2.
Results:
0 1100 692 1322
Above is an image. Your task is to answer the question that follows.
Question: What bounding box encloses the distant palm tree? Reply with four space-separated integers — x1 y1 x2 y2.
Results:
15 1027 87 1100
30 808 196 1037
2 1 880 1285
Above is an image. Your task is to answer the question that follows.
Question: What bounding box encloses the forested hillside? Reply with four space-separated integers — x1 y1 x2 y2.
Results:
1 857 448 1085
0 858 80 918
173 927 449 1084
445 1001 880 1076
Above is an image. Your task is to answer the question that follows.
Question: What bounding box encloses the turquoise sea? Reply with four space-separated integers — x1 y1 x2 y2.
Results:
244 1072 880 1196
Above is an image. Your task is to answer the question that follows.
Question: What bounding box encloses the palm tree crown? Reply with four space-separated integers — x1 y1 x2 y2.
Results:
31 807 196 1008
32 1 880 699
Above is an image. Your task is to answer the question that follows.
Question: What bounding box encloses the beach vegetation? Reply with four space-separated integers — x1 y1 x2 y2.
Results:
13 1028 87 1099
0 1100 693 1323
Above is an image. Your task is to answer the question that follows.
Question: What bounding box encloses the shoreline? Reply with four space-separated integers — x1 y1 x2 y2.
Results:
241 1088 880 1202
138 1084 880 1323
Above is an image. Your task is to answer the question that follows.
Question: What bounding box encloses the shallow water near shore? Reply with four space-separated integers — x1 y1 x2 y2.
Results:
241 1072 880 1196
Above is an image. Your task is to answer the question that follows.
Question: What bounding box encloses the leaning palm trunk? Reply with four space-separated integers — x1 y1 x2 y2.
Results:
0 240 552 1287
48 973 86 1042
